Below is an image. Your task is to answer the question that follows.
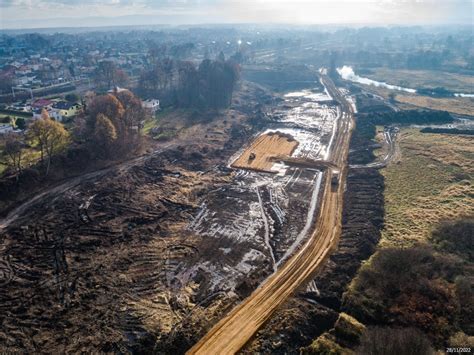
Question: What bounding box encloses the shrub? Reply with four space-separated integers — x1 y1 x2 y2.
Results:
356 327 434 355
302 333 348 355
343 245 463 345
16 117 26 130
448 332 474 348
333 313 366 344
431 219 474 262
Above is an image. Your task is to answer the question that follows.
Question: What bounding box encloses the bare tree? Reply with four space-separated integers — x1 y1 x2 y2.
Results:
3 133 25 181
93 61 128 89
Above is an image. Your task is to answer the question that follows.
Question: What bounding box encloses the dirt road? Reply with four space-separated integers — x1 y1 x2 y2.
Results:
350 126 398 169
0 142 178 233
187 75 354 355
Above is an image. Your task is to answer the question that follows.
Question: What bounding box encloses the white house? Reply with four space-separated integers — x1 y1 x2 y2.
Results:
14 76 29 85
143 99 160 114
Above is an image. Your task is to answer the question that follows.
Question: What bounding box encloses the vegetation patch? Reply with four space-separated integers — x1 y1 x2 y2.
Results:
342 127 473 350
420 127 474 136
431 219 474 262
302 332 349 355
366 68 474 93
356 327 434 355
343 244 467 346
395 95 474 116
381 128 473 247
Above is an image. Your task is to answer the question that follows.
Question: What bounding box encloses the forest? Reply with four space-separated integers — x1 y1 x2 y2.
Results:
138 57 240 110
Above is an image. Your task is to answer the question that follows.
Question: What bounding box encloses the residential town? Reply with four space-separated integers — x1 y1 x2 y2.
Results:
0 28 251 134
0 18 473 354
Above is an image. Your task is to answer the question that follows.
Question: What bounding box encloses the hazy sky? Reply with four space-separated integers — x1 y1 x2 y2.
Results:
0 0 472 29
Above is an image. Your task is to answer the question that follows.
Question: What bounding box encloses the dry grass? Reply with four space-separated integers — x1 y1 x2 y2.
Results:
381 128 474 247
395 95 474 116
353 82 474 116
231 131 298 173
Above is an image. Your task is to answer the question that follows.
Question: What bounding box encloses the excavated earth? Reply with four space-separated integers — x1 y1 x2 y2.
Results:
0 83 275 353
242 103 386 354
0 80 342 353
0 71 384 354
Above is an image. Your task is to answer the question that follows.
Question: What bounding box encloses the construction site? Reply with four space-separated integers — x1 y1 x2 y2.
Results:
0 71 355 353
2 17 472 354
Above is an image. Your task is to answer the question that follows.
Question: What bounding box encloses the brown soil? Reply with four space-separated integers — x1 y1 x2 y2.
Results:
241 107 385 354
231 131 298 173
0 82 274 354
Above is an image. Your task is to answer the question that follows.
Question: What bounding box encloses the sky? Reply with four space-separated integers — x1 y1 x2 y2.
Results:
0 0 472 29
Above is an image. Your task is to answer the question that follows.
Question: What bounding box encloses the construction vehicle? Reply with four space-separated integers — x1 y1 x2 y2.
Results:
331 169 340 191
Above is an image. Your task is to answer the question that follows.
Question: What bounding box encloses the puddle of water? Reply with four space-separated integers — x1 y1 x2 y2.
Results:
184 82 353 294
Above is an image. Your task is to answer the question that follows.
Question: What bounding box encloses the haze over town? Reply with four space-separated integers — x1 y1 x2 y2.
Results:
0 0 473 354
1 0 472 29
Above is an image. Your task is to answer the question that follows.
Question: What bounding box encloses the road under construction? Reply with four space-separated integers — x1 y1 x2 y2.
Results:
187 74 355 355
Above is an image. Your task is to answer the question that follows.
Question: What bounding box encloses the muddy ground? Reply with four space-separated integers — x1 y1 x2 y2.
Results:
0 82 276 353
0 78 341 353
0 64 363 354
242 104 386 354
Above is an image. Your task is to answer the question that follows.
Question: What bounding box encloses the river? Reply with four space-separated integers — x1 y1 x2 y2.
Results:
337 65 474 98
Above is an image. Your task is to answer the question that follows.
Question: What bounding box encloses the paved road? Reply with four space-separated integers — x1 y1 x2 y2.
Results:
187 74 355 355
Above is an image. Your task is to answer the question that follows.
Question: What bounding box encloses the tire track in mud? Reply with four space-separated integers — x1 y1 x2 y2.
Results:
0 142 179 233
256 186 276 272
277 170 323 267
187 74 355 355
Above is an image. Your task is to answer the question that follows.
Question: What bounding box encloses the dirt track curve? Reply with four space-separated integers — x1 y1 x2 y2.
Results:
187 74 354 355
0 142 178 233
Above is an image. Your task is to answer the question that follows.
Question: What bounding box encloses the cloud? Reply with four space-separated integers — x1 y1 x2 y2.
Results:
0 0 472 28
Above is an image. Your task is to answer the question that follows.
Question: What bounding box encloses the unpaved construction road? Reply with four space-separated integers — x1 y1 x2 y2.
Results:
350 126 398 169
0 142 179 233
187 74 354 355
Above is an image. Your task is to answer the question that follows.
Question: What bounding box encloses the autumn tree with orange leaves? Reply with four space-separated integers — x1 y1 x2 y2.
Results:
82 90 146 158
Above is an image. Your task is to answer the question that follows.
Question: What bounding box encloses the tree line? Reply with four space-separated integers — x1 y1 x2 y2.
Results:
365 110 453 125
420 127 474 136
138 57 240 110
1 89 146 181
75 89 145 157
